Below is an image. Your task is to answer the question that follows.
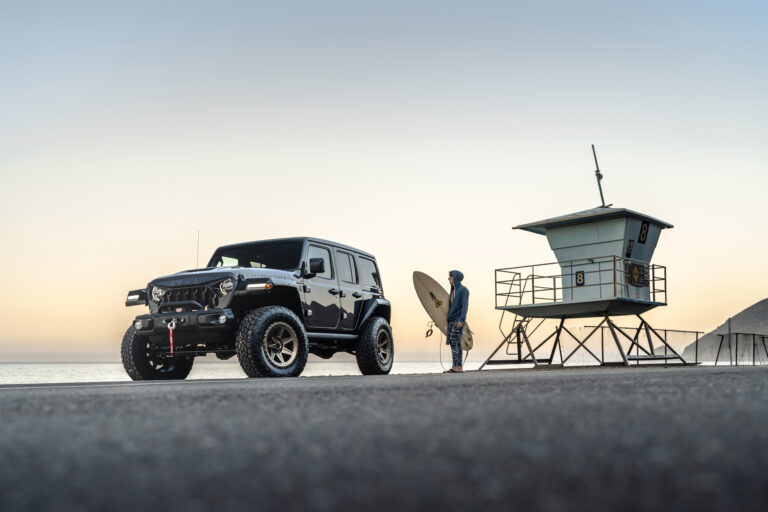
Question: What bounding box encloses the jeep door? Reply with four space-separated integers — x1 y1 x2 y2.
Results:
356 255 383 301
303 244 341 329
334 250 363 331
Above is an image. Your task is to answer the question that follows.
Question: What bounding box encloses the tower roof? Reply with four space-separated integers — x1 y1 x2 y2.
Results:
514 207 673 235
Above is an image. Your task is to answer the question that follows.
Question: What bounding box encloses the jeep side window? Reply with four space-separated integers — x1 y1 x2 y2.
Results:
218 256 238 267
358 257 380 289
337 252 358 284
307 245 333 280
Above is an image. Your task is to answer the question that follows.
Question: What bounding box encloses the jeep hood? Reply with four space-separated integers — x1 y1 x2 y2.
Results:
149 267 297 289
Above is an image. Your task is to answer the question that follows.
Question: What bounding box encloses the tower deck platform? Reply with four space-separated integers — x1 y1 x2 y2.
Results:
497 297 666 319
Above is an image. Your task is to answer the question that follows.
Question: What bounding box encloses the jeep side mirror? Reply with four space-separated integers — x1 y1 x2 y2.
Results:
300 261 315 279
309 258 325 275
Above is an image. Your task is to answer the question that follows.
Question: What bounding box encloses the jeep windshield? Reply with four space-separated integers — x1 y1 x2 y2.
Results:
208 240 303 270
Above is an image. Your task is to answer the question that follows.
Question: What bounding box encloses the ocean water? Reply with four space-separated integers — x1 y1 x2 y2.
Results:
0 360 456 385
1 358 747 385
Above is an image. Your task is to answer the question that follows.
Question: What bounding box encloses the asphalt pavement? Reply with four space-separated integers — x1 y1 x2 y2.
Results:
1 366 767 511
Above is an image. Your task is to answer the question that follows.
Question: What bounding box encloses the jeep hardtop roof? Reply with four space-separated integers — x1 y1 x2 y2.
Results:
215 237 376 260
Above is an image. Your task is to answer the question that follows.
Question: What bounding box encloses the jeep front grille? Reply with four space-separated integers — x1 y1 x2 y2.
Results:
162 285 218 310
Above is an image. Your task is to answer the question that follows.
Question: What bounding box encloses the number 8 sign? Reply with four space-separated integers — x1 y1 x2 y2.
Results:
575 271 585 287
638 221 650 244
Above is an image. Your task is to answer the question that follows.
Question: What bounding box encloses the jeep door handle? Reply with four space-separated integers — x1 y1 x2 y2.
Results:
329 288 339 295
352 292 362 298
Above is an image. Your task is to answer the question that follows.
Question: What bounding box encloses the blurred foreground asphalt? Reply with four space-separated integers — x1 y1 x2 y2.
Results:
1 366 767 511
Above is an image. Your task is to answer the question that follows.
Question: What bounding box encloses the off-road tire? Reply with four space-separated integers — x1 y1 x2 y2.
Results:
236 306 309 378
356 316 394 375
121 325 194 381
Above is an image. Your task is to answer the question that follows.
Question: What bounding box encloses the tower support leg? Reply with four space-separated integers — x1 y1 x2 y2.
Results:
479 333 514 370
637 315 688 364
560 321 605 365
606 317 630 366
482 315 688 369
478 317 531 370
547 318 565 365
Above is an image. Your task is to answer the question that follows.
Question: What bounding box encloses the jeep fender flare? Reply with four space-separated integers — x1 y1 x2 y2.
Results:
240 275 306 321
269 282 305 321
357 298 391 329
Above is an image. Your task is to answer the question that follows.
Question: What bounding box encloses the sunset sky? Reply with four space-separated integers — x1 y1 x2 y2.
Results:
1 1 766 361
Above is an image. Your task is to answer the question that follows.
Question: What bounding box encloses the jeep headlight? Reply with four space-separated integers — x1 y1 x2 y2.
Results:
219 278 235 295
150 286 167 302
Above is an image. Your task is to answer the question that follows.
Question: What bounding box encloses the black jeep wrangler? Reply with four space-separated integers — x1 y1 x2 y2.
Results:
122 237 393 380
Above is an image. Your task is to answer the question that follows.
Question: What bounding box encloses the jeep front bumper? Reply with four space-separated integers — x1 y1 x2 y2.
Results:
133 308 236 338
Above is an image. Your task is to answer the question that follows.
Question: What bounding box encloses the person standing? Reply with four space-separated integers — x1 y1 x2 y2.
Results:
445 270 469 373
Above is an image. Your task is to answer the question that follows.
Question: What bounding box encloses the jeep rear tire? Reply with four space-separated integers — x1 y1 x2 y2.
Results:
236 306 309 378
356 316 394 375
121 325 194 381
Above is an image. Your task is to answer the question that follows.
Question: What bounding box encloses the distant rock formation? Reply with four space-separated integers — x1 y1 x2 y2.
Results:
682 298 768 362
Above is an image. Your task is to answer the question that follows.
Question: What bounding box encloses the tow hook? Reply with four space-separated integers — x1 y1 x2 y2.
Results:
167 319 176 355
164 318 185 355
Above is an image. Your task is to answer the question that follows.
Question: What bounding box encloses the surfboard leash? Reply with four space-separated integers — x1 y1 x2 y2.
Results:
426 321 470 371
425 321 450 371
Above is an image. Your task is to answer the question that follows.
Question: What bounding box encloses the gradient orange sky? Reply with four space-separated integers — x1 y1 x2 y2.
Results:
1 1 766 361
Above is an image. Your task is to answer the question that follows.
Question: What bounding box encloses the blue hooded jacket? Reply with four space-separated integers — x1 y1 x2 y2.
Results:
447 270 469 324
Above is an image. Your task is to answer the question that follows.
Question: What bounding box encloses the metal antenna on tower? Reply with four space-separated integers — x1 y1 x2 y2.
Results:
592 144 606 208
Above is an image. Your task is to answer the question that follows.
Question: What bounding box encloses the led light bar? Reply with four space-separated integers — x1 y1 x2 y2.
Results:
246 283 273 291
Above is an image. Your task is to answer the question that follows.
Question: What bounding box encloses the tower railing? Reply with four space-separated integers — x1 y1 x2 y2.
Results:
495 256 667 308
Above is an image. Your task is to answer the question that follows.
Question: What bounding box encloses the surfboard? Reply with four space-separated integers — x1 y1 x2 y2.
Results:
413 271 473 351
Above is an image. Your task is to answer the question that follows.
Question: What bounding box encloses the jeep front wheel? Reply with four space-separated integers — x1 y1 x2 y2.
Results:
356 316 394 375
236 306 309 378
121 325 194 381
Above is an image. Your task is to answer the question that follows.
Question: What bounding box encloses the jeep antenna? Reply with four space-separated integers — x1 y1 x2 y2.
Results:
196 230 200 268
592 144 607 208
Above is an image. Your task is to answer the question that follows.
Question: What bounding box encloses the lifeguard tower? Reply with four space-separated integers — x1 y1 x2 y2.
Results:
480 147 688 368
